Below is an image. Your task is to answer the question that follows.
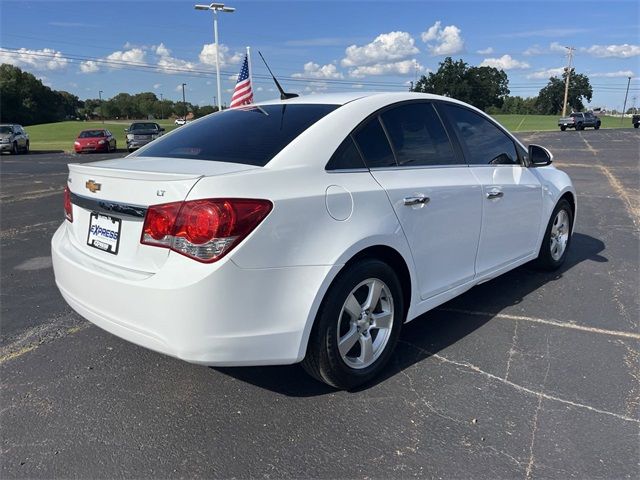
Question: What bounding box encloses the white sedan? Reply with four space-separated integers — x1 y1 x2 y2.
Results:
52 92 575 389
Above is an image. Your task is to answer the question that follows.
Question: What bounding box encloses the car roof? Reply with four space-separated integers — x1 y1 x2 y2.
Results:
254 91 453 107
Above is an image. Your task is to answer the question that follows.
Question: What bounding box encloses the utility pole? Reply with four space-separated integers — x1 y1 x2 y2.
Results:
181 83 187 120
561 46 575 117
159 93 164 119
98 90 104 124
621 76 631 124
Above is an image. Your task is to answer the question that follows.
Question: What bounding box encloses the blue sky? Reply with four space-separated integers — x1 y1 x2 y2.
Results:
1 0 638 110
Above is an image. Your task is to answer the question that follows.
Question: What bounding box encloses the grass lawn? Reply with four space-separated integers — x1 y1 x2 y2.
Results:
24 120 178 152
492 114 632 132
22 114 633 151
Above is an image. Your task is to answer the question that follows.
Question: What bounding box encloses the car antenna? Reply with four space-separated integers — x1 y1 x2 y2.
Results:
258 51 298 100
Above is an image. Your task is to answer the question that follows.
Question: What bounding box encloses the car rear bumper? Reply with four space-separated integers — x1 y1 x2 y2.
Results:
52 223 336 366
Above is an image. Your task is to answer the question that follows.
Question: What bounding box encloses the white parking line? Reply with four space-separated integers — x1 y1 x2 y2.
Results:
438 308 640 340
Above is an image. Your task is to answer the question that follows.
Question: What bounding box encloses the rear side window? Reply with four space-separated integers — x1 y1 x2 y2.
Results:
353 117 396 168
326 136 366 170
380 103 458 167
134 104 339 166
440 104 519 165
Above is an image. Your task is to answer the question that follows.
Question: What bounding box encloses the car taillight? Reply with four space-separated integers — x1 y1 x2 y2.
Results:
63 186 73 222
141 198 272 263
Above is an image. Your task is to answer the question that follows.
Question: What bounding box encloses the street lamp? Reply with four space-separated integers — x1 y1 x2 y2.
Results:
98 90 104 124
181 83 187 120
159 93 164 120
194 2 235 112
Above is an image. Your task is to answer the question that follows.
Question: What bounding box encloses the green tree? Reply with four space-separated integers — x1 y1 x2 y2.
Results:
535 70 593 115
413 57 510 111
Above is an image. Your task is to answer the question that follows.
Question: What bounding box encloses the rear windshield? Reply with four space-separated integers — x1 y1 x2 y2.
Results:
132 104 339 166
130 123 159 131
79 130 105 138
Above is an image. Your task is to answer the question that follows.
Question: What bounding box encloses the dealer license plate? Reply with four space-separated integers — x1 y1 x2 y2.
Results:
87 212 121 255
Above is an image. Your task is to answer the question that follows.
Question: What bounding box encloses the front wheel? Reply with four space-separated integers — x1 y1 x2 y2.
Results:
534 199 573 271
24 141 29 154
576 123 583 131
594 123 601 130
11 142 18 155
302 259 405 389
560 126 567 131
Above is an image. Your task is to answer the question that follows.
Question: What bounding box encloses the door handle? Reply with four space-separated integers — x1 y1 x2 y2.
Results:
486 189 504 200
403 195 430 206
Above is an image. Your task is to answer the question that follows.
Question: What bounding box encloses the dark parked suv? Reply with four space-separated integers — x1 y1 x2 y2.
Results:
125 122 165 152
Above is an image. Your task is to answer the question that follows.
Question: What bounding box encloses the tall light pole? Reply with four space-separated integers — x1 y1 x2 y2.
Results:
159 93 164 119
181 83 187 120
98 90 104 124
621 76 631 124
195 3 235 112
561 46 575 117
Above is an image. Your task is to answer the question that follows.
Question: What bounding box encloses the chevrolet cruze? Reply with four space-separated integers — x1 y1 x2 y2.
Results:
52 92 575 389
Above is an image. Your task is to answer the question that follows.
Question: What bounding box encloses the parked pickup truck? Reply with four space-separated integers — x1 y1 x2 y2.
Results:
632 114 640 128
558 112 601 131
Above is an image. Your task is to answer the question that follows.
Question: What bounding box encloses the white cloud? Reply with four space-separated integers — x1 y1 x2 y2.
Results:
79 60 100 74
256 86 264 92
106 48 146 65
153 83 161 89
526 67 565 79
199 43 243 67
421 21 464 55
582 44 640 58
549 42 567 53
523 45 544 56
349 59 423 78
351 83 364 89
477 47 494 55
158 56 195 73
292 62 343 79
480 54 530 70
590 70 635 78
154 43 171 57
341 31 419 67
175 84 189 93
0 47 69 71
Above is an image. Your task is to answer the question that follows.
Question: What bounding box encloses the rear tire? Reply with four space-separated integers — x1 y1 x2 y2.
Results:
576 123 583 131
594 123 600 130
302 258 405 389
534 198 573 271
24 141 29 154
634 123 639 128
560 126 566 131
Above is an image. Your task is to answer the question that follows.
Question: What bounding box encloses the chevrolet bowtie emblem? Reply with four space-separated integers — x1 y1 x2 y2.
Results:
85 180 101 193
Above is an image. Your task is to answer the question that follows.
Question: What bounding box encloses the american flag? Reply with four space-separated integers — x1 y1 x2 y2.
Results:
229 54 253 108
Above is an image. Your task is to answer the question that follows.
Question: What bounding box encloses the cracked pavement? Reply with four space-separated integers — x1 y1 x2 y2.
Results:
1 130 639 478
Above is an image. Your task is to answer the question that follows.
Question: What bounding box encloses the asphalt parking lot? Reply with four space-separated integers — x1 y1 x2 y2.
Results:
1 129 639 479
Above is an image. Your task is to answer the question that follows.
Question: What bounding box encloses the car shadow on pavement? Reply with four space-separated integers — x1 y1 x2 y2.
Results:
214 232 606 396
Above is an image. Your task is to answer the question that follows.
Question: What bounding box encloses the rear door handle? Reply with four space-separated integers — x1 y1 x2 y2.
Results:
403 195 430 206
486 189 504 200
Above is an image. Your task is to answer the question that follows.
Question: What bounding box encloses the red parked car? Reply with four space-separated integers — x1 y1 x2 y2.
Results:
74 129 117 153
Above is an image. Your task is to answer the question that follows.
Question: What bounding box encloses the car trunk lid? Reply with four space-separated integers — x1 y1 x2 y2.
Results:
66 157 259 272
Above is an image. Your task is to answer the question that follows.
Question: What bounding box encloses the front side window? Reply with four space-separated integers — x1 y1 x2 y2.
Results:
380 103 458 167
353 117 395 168
135 104 339 166
440 104 519 165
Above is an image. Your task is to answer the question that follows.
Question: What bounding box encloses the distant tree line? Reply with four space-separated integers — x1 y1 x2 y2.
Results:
413 57 594 115
0 64 218 125
1 64 82 125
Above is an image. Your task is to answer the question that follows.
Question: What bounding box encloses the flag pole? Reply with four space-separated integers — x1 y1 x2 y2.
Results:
246 46 253 98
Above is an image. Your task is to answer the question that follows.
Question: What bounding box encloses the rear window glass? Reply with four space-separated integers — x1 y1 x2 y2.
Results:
134 104 339 166
79 130 105 138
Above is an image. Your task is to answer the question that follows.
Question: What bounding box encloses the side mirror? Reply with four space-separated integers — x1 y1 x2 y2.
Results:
159 127 165 132
528 144 553 167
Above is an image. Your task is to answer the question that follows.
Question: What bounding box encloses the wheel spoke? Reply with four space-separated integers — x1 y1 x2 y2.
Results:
343 293 361 320
358 334 374 365
371 311 392 330
338 326 360 357
364 280 383 311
